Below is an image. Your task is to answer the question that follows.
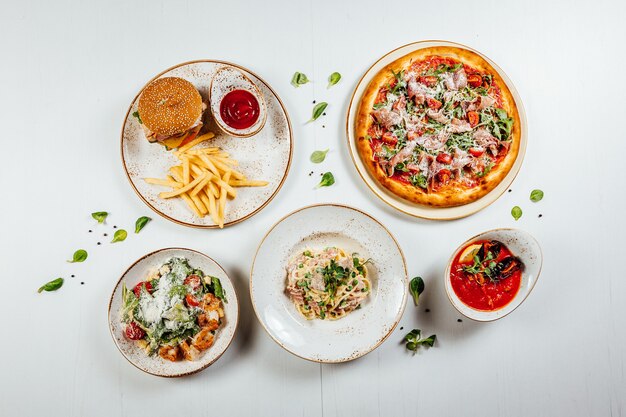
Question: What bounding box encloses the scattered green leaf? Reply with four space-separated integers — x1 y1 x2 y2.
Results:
291 72 309 87
409 276 425 306
211 276 227 303
404 329 437 353
310 102 328 122
111 229 127 243
511 206 522 221
38 277 64 293
316 172 335 188
134 216 152 233
310 149 329 164
328 72 341 88
530 189 544 202
91 211 108 223
67 249 88 263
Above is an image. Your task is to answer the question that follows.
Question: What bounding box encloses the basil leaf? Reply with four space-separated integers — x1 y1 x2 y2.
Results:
91 211 108 223
291 72 309 87
132 111 142 124
111 229 127 243
404 328 437 353
328 72 341 88
511 206 522 221
211 276 227 303
420 335 437 347
530 189 544 202
67 249 88 263
409 276 425 306
316 172 335 188
310 149 329 164
134 216 152 233
310 102 328 122
38 277 64 293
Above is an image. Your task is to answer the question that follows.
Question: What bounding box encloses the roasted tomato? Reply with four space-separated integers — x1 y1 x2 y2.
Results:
381 131 398 145
125 321 145 340
407 131 419 141
467 74 483 88
185 294 200 307
437 169 452 184
419 75 438 87
133 281 153 297
426 98 442 110
436 153 452 164
184 274 202 290
468 147 485 157
467 111 480 127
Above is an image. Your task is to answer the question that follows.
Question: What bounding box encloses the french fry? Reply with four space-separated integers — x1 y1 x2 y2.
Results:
159 172 209 199
197 154 221 177
218 172 231 228
209 157 244 180
190 175 213 197
229 179 269 187
205 190 219 225
144 178 183 188
182 157 191 184
211 155 238 166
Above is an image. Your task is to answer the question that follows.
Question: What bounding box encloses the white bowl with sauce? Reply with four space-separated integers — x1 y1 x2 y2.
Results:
209 66 267 137
444 228 542 322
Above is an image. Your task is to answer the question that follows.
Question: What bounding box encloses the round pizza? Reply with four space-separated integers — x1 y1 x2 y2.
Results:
355 46 521 207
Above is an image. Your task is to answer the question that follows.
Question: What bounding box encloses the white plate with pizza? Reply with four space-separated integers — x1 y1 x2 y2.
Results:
121 60 293 228
346 40 527 220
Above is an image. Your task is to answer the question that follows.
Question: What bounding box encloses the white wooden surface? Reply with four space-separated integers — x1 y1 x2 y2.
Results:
1 0 625 415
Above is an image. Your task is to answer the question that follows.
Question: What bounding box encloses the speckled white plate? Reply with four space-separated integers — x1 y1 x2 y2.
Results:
108 248 239 377
250 204 408 363
444 228 542 321
346 40 527 220
121 60 292 228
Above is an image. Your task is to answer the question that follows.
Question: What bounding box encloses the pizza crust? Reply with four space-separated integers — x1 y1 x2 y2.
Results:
355 46 521 208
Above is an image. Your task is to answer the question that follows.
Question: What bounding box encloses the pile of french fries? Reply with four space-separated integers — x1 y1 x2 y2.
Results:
144 132 268 228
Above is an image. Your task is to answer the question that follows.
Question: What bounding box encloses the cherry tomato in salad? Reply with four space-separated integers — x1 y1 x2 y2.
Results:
184 274 202 290
125 321 145 340
436 153 452 164
185 294 200 307
426 98 442 110
467 111 480 127
437 169 452 184
133 281 153 297
467 74 483 88
469 147 485 157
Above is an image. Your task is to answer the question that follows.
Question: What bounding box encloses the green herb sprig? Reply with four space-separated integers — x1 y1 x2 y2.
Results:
310 102 328 122
38 278 64 293
409 276 425 306
511 206 522 220
530 189 544 202
135 216 151 233
291 72 309 87
404 329 436 353
328 72 341 88
310 149 329 163
316 172 335 188
111 229 127 243
68 249 88 263
91 212 108 223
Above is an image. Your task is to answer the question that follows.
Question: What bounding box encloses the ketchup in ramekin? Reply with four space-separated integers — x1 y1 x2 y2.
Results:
219 89 260 130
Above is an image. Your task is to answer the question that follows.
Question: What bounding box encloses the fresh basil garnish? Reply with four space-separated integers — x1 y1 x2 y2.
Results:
316 172 335 188
310 149 329 164
404 329 437 353
134 216 152 233
68 249 88 263
328 72 341 88
310 102 328 122
291 72 309 87
409 276 425 306
38 277 64 293
111 229 127 243
132 111 143 124
530 189 544 202
511 206 522 221
91 211 108 223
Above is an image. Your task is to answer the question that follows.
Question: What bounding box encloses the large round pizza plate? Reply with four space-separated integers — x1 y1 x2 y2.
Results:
346 40 527 220
121 60 292 228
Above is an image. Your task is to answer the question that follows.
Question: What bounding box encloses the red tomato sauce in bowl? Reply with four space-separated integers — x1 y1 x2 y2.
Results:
450 240 522 311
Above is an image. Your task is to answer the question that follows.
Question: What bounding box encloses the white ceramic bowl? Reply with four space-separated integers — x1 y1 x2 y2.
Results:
108 248 239 377
444 228 542 321
250 204 407 363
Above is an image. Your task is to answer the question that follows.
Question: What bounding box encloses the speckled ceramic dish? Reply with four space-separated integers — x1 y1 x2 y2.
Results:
444 228 542 321
121 60 292 228
210 66 267 137
108 248 239 377
250 204 407 363
346 40 527 220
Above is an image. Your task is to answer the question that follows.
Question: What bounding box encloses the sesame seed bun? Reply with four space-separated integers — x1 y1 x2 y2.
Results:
137 77 203 136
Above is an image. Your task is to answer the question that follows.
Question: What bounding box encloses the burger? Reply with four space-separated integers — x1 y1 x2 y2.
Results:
136 77 207 150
